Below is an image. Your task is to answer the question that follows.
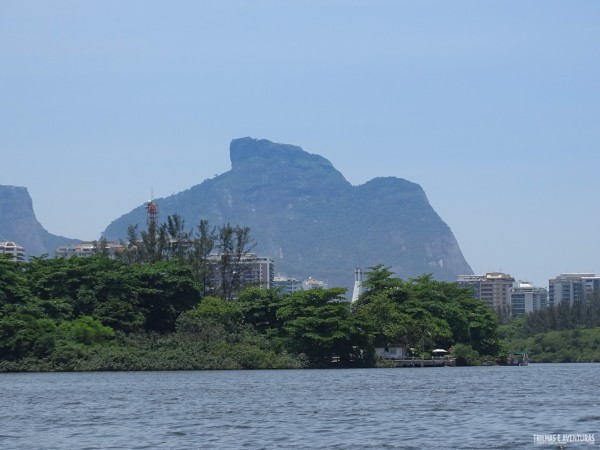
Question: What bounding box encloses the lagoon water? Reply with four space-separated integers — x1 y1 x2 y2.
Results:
1 364 599 449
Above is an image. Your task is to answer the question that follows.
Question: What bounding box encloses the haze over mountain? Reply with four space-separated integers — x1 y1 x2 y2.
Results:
103 138 472 290
0 185 78 256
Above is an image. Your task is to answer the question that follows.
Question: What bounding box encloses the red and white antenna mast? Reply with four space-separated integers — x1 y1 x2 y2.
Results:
146 189 158 227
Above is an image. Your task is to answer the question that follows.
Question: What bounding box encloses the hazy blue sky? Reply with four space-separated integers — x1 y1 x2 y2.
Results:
2 1 599 287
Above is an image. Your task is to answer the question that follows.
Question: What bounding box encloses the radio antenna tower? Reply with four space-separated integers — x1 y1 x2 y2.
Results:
146 189 158 228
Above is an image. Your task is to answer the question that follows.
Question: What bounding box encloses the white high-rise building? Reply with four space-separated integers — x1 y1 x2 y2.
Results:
548 273 600 306
272 275 303 294
55 241 124 258
206 253 275 293
303 277 327 290
510 281 548 318
0 241 25 262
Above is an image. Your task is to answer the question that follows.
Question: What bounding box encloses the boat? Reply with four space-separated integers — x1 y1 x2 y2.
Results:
508 352 529 366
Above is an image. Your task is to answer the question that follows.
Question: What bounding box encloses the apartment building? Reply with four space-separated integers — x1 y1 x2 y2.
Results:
239 255 275 289
55 241 124 258
304 277 328 290
206 253 275 291
457 272 515 313
548 273 600 306
510 281 548 318
272 275 303 294
0 241 26 262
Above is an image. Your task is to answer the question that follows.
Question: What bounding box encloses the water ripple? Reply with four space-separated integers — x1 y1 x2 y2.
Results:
1 365 599 448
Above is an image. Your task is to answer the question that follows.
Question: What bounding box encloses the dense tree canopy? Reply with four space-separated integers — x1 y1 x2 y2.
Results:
0 240 503 370
499 291 600 363
354 265 501 357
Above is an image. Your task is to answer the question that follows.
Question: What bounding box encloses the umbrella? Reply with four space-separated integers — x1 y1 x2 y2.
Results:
432 349 447 353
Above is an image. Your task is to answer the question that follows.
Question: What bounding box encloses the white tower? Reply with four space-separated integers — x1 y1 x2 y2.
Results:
351 268 363 303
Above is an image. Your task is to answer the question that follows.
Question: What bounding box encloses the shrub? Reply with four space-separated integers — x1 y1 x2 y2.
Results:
451 343 480 366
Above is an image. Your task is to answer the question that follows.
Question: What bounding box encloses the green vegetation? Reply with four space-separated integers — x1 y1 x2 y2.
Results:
354 265 501 366
0 217 503 371
500 293 600 362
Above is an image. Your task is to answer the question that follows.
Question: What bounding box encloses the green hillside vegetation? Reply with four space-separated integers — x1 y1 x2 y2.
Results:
499 293 600 362
0 217 501 371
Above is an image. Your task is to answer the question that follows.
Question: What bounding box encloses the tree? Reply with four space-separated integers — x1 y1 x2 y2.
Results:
92 236 112 258
360 264 408 304
176 295 243 345
135 261 201 333
177 296 243 332
278 288 369 367
355 267 501 357
24 254 145 332
120 224 142 264
58 316 115 346
0 315 57 360
191 219 216 296
354 292 408 348
120 219 170 264
236 287 285 337
166 213 192 264
215 223 256 300
0 254 31 306
140 220 169 263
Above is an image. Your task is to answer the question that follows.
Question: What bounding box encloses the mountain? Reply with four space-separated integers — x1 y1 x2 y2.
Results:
103 138 473 291
0 185 78 257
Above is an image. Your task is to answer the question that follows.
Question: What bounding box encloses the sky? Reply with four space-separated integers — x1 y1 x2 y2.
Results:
2 1 599 288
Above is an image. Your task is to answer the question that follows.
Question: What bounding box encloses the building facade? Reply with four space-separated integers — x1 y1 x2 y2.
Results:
510 281 548 318
458 272 515 318
303 277 328 290
548 273 600 307
55 241 124 258
238 255 275 289
206 253 275 294
272 275 303 294
0 241 26 262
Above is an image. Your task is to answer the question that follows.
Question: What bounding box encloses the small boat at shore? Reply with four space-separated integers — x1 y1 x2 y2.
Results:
507 352 529 366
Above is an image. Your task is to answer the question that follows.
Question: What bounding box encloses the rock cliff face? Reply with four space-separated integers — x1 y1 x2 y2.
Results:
103 138 472 290
0 185 78 257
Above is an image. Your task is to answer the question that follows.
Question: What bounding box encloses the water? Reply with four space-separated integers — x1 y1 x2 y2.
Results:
1 364 599 449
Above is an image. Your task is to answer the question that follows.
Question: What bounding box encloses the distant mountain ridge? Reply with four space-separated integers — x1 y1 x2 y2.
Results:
103 138 473 290
0 185 78 256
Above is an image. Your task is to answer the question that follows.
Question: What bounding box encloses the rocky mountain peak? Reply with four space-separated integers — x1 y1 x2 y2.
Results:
0 185 77 257
230 137 331 171
103 138 472 290
228 138 349 190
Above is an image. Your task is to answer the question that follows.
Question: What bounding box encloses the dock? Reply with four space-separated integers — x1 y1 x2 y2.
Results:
390 357 456 367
